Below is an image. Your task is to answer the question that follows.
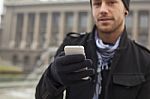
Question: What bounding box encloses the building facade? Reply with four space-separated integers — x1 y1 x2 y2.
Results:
0 0 150 72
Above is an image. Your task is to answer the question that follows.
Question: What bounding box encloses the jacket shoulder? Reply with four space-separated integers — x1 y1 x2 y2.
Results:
133 40 150 53
55 32 90 57
63 32 90 44
66 32 88 38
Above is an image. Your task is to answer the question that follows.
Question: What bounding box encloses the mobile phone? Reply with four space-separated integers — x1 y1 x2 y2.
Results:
64 46 85 56
64 45 89 80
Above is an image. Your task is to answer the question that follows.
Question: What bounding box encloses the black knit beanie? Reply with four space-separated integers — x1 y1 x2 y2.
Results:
122 0 130 11
90 0 130 11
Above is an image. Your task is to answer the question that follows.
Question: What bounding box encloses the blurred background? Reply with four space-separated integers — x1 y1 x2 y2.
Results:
0 0 150 99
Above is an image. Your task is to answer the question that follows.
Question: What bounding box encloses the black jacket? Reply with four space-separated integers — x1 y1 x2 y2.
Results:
35 26 150 99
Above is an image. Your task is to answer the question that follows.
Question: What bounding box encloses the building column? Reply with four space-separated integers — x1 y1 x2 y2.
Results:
31 13 40 49
58 12 65 45
148 11 150 49
9 14 17 48
44 13 52 48
87 12 93 32
20 13 28 49
73 11 78 32
132 10 139 41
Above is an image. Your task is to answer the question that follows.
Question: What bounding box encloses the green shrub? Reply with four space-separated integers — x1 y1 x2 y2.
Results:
0 65 23 74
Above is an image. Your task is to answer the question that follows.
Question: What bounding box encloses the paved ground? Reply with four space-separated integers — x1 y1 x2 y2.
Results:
0 87 35 99
0 81 38 99
0 63 48 99
0 81 67 99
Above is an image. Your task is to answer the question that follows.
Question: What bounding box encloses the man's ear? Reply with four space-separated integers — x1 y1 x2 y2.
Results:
125 11 129 16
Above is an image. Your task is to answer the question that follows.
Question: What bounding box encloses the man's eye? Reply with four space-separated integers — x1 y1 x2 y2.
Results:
108 1 117 5
93 2 101 6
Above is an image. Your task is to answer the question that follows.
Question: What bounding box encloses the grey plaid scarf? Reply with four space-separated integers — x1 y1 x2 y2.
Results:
93 32 120 99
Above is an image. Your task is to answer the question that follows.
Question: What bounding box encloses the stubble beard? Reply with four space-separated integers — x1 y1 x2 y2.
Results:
96 19 124 35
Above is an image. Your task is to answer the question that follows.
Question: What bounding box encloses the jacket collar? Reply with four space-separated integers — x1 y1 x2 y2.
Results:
117 26 129 50
87 25 129 51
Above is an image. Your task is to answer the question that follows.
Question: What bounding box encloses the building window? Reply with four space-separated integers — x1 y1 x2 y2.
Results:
138 11 149 46
0 31 2 47
15 13 24 48
78 12 88 33
24 56 30 66
126 11 133 38
39 13 47 48
64 12 73 36
35 56 41 66
27 13 35 48
23 55 31 71
12 55 18 65
51 12 60 46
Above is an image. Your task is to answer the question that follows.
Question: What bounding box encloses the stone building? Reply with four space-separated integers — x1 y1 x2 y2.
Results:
0 0 150 72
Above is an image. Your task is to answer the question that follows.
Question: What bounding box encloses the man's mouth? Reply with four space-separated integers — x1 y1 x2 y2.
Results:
98 18 113 22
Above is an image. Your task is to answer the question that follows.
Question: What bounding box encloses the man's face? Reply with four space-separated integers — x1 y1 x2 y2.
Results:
91 0 127 33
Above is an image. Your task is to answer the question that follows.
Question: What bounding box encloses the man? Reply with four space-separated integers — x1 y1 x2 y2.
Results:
35 0 150 99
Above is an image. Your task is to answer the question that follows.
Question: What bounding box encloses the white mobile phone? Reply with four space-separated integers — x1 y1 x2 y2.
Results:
64 45 89 80
64 46 85 56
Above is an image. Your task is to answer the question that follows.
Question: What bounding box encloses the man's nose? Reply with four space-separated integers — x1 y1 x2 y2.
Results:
99 2 108 15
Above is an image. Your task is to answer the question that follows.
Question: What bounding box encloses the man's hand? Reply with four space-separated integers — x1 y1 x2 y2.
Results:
51 54 95 86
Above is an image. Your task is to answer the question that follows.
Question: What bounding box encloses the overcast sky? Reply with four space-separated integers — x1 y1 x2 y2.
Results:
0 0 3 23
0 0 4 15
